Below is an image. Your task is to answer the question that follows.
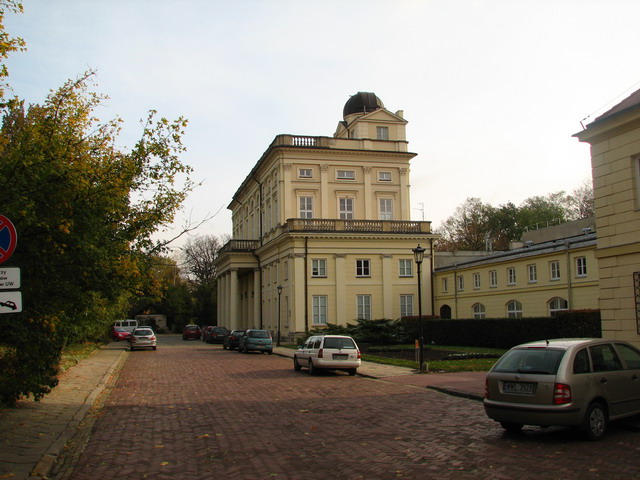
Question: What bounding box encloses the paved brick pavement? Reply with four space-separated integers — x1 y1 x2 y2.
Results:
62 337 640 479
3 336 640 480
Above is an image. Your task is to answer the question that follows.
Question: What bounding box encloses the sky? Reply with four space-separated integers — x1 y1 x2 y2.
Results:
5 0 640 247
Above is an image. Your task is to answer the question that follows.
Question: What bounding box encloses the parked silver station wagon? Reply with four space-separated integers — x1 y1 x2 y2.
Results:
484 338 640 440
294 335 361 376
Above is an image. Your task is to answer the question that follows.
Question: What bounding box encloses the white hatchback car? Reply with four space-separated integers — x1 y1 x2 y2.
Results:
127 327 157 351
293 335 361 376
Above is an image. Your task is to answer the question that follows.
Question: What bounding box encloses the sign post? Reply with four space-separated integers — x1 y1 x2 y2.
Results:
0 215 20 314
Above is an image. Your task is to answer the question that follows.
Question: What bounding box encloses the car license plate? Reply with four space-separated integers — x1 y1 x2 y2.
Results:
503 382 535 394
332 354 348 360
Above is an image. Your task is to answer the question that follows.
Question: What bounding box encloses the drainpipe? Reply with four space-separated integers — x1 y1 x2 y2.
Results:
565 240 573 309
430 237 435 317
304 237 309 334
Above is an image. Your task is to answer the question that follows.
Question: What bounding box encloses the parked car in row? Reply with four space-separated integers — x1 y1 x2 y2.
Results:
238 329 273 354
205 326 230 344
223 330 246 350
484 338 640 440
201 326 213 341
128 327 157 351
293 335 361 376
182 325 201 341
112 326 131 342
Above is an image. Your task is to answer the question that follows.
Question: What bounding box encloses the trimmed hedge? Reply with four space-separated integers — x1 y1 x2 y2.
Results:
399 310 601 350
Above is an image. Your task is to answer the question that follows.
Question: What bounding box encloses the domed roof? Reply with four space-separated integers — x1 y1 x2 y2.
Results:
343 92 384 119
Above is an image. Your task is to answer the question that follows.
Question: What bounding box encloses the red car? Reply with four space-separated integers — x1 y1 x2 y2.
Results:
112 326 131 342
182 325 202 340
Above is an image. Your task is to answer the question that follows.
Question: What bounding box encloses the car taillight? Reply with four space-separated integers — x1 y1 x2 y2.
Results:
150 335 156 341
553 383 572 405
357 349 361 359
318 348 323 358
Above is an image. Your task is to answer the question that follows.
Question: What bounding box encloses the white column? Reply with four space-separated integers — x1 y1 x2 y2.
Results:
229 269 239 330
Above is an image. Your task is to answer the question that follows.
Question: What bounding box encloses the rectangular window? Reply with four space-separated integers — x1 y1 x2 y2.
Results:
528 264 537 283
379 198 393 220
299 168 312 178
356 259 370 277
457 275 464 291
442 277 448 293
357 295 371 320
550 260 561 281
576 257 587 277
311 259 326 277
489 270 497 288
299 197 313 219
376 126 389 140
378 171 391 182
312 296 327 325
400 295 414 317
337 170 355 180
473 273 481 289
399 259 412 277
507 267 516 285
339 197 354 219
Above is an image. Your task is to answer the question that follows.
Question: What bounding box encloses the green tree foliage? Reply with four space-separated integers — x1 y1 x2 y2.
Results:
436 186 594 252
0 72 194 405
0 1 25 101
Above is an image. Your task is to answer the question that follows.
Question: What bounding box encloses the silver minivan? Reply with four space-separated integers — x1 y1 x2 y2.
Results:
293 335 361 376
484 338 640 440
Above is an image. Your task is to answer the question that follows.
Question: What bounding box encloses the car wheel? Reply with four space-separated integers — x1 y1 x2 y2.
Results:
347 369 357 376
129 346 134 351
308 359 318 375
499 422 523 433
267 350 272 355
152 346 157 351
223 344 227 350
584 402 607 441
293 356 302 371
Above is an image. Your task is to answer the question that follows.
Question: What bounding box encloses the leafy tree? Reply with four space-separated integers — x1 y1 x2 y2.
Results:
0 1 25 101
0 72 194 405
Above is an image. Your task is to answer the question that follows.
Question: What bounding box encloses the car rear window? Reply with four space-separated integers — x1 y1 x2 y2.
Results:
323 337 356 349
136 329 153 336
249 330 271 338
492 348 565 375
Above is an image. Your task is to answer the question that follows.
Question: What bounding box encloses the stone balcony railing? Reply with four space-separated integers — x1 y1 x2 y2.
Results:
268 134 409 153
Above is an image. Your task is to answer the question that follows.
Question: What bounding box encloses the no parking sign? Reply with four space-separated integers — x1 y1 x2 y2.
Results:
0 215 17 265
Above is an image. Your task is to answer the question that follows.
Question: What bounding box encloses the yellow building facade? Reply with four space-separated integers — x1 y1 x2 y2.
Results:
574 88 640 344
434 221 599 320
215 93 438 341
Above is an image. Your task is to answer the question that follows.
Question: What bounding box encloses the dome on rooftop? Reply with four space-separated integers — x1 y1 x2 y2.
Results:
343 92 384 119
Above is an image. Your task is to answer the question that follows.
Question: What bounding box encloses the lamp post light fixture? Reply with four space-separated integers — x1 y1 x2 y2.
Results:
277 285 283 347
412 244 426 373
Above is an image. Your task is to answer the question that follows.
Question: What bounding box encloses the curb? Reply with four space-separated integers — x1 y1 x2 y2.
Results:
29 346 128 479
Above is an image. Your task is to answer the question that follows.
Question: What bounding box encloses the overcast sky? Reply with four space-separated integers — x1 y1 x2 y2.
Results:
5 0 640 246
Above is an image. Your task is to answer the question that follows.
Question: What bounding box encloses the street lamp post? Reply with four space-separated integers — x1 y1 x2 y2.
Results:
277 285 283 347
413 244 426 373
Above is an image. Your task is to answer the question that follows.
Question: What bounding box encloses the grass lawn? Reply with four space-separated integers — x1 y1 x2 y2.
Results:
59 342 104 372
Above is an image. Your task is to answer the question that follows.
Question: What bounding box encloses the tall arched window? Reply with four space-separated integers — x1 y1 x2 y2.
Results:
472 303 486 319
548 297 568 317
440 304 452 319
506 300 522 318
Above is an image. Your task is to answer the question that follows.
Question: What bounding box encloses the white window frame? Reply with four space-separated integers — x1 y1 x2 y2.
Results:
528 264 537 283
311 259 326 277
576 256 587 277
400 295 414 317
507 300 523 319
357 295 372 320
399 259 412 277
378 171 392 182
299 196 313 219
298 168 312 178
548 297 569 317
457 275 464 292
473 273 481 290
339 197 354 219
337 170 355 180
489 270 497 288
356 259 371 277
442 277 448 293
507 267 516 286
312 296 327 325
550 260 561 281
379 198 393 220
376 126 389 140
472 303 486 319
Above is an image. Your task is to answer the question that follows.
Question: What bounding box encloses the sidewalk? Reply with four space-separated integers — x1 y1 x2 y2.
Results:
0 343 128 480
0 341 485 480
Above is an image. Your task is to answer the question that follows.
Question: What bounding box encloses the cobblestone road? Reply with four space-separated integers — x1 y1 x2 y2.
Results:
61 336 640 479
